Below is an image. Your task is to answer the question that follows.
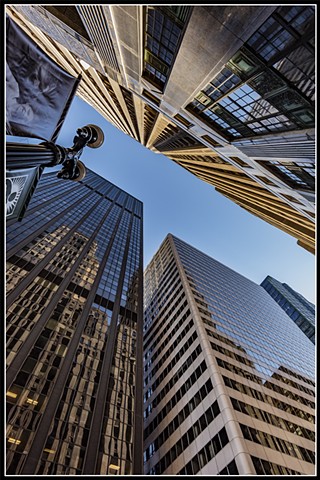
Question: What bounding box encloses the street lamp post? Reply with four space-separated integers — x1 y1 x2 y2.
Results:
6 124 104 180
6 124 104 221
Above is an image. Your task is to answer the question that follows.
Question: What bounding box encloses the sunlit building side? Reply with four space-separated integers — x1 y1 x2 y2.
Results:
6 170 144 475
143 234 315 475
6 5 315 253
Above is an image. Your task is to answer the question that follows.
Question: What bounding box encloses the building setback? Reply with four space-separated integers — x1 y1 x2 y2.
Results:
6 5 315 253
6 170 144 475
261 275 315 344
143 234 315 475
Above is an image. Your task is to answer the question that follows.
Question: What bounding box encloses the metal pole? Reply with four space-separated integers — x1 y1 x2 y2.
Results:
6 125 104 222
6 124 104 179
6 141 66 169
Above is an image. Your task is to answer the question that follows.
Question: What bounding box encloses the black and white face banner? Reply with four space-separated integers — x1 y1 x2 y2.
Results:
6 14 80 141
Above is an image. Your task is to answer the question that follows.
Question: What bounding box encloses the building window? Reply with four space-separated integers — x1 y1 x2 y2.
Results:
178 427 229 475
251 455 302 475
229 156 252 168
41 6 92 45
247 6 314 62
201 135 222 147
256 160 315 191
142 89 161 106
201 67 242 103
256 176 276 186
185 6 314 140
174 113 193 128
142 7 191 91
143 8 182 90
218 459 239 475
241 424 315 464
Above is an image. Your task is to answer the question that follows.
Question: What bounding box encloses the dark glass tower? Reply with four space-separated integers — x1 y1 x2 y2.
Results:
6 169 144 475
261 275 315 344
143 234 315 475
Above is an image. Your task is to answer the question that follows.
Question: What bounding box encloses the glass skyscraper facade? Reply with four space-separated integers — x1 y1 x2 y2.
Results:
261 275 315 344
143 234 315 475
6 169 144 475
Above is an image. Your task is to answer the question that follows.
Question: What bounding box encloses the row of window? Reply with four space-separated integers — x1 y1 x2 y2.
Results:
82 170 140 212
204 320 246 349
177 427 229 476
145 319 195 388
251 455 301 475
6 184 94 253
212 341 315 401
220 356 315 411
259 160 315 191
97 436 134 475
119 238 141 312
144 263 182 336
185 5 314 139
263 281 314 321
7 280 70 368
210 339 256 368
240 423 315 464
279 366 315 387
144 265 178 315
23 181 79 217
144 295 188 355
144 378 213 449
179 244 315 381
7 194 98 286
198 298 313 376
272 372 314 397
143 7 186 90
144 356 205 436
144 240 172 285
145 309 191 373
96 211 133 301
218 459 239 475
145 275 181 324
223 375 315 424
205 321 283 379
147 401 221 475
97 348 137 475
266 377 315 409
231 397 315 442
143 308 192 387
144 254 175 313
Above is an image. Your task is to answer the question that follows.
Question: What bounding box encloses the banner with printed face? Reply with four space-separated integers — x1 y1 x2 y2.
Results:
6 15 81 141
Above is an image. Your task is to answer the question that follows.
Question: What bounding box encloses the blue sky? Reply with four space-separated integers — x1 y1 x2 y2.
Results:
14 95 316 304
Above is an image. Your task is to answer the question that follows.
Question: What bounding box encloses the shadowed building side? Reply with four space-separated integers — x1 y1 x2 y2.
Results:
6 170 144 475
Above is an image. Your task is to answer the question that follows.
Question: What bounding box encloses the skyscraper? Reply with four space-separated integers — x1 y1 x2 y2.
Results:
6 170 144 475
6 5 315 253
261 275 315 344
143 234 315 475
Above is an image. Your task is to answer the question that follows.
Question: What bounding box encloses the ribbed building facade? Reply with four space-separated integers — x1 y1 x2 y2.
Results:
6 170 144 475
261 275 315 344
143 234 315 475
6 5 315 254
